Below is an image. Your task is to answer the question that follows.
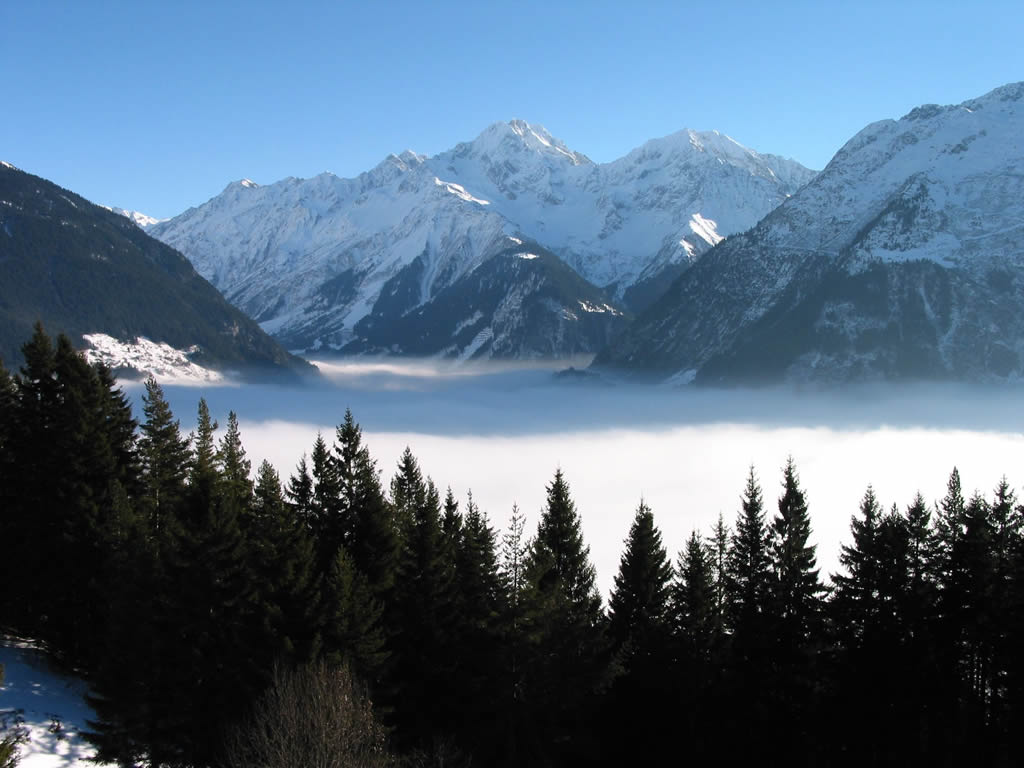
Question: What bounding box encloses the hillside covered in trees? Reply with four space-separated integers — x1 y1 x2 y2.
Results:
3 325 1024 766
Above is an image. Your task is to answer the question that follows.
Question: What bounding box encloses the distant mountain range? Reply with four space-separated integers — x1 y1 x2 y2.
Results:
0 162 314 381
145 122 813 358
595 82 1024 384
19 80 1024 386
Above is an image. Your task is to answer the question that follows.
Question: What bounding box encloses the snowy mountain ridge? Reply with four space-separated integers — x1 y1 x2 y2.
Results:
596 81 1024 384
104 206 166 228
149 120 813 356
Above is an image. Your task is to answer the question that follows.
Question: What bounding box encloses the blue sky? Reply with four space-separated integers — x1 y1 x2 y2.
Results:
2 0 1021 219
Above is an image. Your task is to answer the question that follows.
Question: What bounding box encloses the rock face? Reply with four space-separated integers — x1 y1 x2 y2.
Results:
147 122 812 358
0 162 314 380
595 82 1024 384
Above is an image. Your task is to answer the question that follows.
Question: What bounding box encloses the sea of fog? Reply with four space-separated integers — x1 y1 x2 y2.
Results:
125 358 1024 600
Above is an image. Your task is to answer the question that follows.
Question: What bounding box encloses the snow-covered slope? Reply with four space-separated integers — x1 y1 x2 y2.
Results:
433 123 814 296
0 639 112 767
105 206 166 229
83 333 227 385
596 82 1024 384
149 122 812 356
0 162 314 379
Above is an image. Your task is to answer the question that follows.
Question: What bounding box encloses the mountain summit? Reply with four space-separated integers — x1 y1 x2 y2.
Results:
148 120 813 357
596 82 1024 384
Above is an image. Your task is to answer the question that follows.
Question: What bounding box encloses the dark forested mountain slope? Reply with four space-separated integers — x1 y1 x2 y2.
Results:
344 241 629 359
0 162 313 378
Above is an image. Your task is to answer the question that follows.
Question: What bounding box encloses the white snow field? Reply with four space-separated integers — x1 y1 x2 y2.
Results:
0 639 112 767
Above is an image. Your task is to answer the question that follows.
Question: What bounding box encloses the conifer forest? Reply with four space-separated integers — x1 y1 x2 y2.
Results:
4 326 1024 767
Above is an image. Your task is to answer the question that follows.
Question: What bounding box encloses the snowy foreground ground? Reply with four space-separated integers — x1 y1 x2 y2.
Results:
0 639 111 767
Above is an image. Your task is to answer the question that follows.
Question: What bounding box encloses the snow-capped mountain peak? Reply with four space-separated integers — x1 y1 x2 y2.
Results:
597 81 1024 384
455 119 592 167
104 205 167 228
148 118 814 356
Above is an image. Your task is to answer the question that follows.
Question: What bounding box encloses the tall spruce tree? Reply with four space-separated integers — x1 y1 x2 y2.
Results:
188 399 218 515
673 531 716 665
286 453 314 526
989 478 1020 734
447 492 506 764
386 449 458 751
217 411 253 511
309 432 340 556
727 466 772 649
709 513 730 642
499 502 530 763
321 543 387 681
669 529 719 759
137 377 190 542
6 324 59 629
769 458 824 650
522 469 607 765
0 359 16 585
333 411 398 600
604 502 674 768
250 459 321 662
607 500 672 658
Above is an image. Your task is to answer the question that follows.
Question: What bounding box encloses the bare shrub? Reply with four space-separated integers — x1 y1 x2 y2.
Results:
221 660 393 768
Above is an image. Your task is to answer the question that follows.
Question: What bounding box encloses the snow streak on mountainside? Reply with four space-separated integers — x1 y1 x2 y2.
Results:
597 82 1024 384
149 122 812 356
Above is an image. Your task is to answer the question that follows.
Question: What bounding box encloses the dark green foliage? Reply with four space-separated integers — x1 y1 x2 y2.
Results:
498 502 531 762
832 485 884 645
286 453 314 524
603 501 674 764
309 432 340 554
187 398 219 522
727 466 772 648
769 458 825 650
673 531 716 665
668 529 721 758
321 544 387 680
521 469 607 765
138 377 190 538
0 360 16 561
607 501 672 658
217 411 253 511
11 322 1024 767
386 449 458 750
447 492 506 763
249 459 321 663
332 410 398 600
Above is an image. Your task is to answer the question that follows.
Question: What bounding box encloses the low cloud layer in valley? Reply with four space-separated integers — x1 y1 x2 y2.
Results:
133 360 1024 600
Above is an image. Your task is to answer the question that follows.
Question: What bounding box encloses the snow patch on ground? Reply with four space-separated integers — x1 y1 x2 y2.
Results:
515 252 540 260
82 333 227 385
0 639 114 767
